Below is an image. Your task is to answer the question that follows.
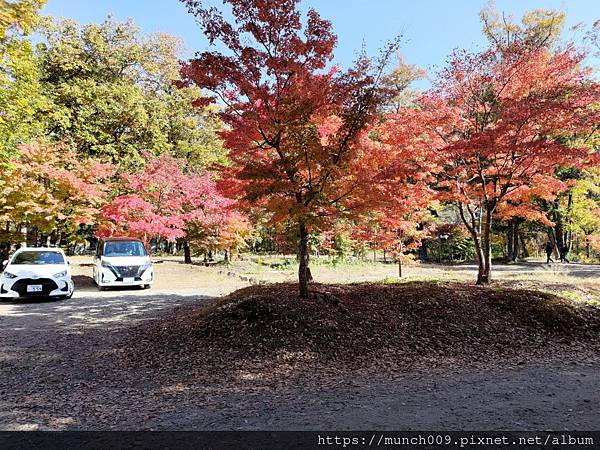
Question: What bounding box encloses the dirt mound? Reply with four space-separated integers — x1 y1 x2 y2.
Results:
125 282 600 376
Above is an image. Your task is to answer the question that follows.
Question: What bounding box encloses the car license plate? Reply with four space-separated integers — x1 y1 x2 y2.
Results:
123 277 134 284
27 285 43 293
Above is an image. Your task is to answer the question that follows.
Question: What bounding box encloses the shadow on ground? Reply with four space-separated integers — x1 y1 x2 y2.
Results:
0 292 214 330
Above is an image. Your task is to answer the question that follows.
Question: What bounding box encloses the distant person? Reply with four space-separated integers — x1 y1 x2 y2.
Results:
545 241 554 263
559 245 570 263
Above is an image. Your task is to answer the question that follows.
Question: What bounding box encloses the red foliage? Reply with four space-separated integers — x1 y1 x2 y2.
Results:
380 43 600 282
97 152 234 242
180 0 401 295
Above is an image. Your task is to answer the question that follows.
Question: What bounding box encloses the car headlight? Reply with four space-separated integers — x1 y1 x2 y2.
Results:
3 271 17 279
101 260 113 268
53 270 68 279
138 261 152 275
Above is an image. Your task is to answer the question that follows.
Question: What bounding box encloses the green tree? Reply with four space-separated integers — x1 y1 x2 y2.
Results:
0 0 48 162
380 55 426 113
38 16 224 169
480 0 565 50
566 169 600 245
0 0 45 39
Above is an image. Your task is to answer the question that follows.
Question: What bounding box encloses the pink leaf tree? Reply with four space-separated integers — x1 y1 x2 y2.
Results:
98 152 236 261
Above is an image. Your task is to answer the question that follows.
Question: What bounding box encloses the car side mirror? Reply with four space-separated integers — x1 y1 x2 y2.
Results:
1 260 7 268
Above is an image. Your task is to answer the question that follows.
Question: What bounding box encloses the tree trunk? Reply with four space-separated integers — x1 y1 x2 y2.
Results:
298 222 310 298
506 219 520 262
398 239 404 277
183 240 192 264
463 222 486 285
553 200 564 254
507 220 514 261
586 239 591 258
547 227 558 258
519 231 528 258
511 220 520 261
20 224 27 248
477 207 493 284
566 192 573 250
457 202 492 285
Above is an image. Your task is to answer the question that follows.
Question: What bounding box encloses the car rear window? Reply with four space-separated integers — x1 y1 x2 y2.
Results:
12 251 65 265
103 241 147 257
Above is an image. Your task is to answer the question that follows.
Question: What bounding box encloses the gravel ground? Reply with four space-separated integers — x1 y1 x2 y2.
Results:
0 289 599 430
69 258 248 298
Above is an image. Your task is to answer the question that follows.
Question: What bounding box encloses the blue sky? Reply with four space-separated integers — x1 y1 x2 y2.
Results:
41 0 599 86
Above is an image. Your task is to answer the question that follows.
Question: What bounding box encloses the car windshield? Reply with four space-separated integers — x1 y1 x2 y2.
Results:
12 251 65 265
103 241 147 257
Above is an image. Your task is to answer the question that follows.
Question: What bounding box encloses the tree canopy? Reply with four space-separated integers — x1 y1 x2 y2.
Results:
0 0 599 290
180 0 401 296
38 16 225 168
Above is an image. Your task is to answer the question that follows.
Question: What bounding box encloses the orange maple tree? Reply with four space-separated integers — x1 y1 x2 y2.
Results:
0 141 114 245
381 44 600 283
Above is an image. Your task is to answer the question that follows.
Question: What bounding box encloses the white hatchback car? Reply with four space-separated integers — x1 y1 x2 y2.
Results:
0 247 74 299
93 237 153 290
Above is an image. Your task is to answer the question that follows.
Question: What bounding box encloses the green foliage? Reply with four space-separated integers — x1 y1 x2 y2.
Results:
0 38 48 161
567 170 600 235
0 0 48 162
332 232 353 261
381 276 400 284
480 0 565 50
38 16 225 169
427 224 476 263
491 242 504 259
0 0 46 40
380 55 427 112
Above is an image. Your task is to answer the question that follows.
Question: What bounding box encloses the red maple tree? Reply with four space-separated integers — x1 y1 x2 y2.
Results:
382 44 600 283
180 0 398 296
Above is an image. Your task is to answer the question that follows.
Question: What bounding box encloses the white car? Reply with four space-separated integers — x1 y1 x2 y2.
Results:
93 238 153 290
0 247 74 300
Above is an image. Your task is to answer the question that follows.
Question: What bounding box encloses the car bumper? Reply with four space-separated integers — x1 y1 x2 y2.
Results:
97 279 153 287
0 279 74 298
98 267 153 287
